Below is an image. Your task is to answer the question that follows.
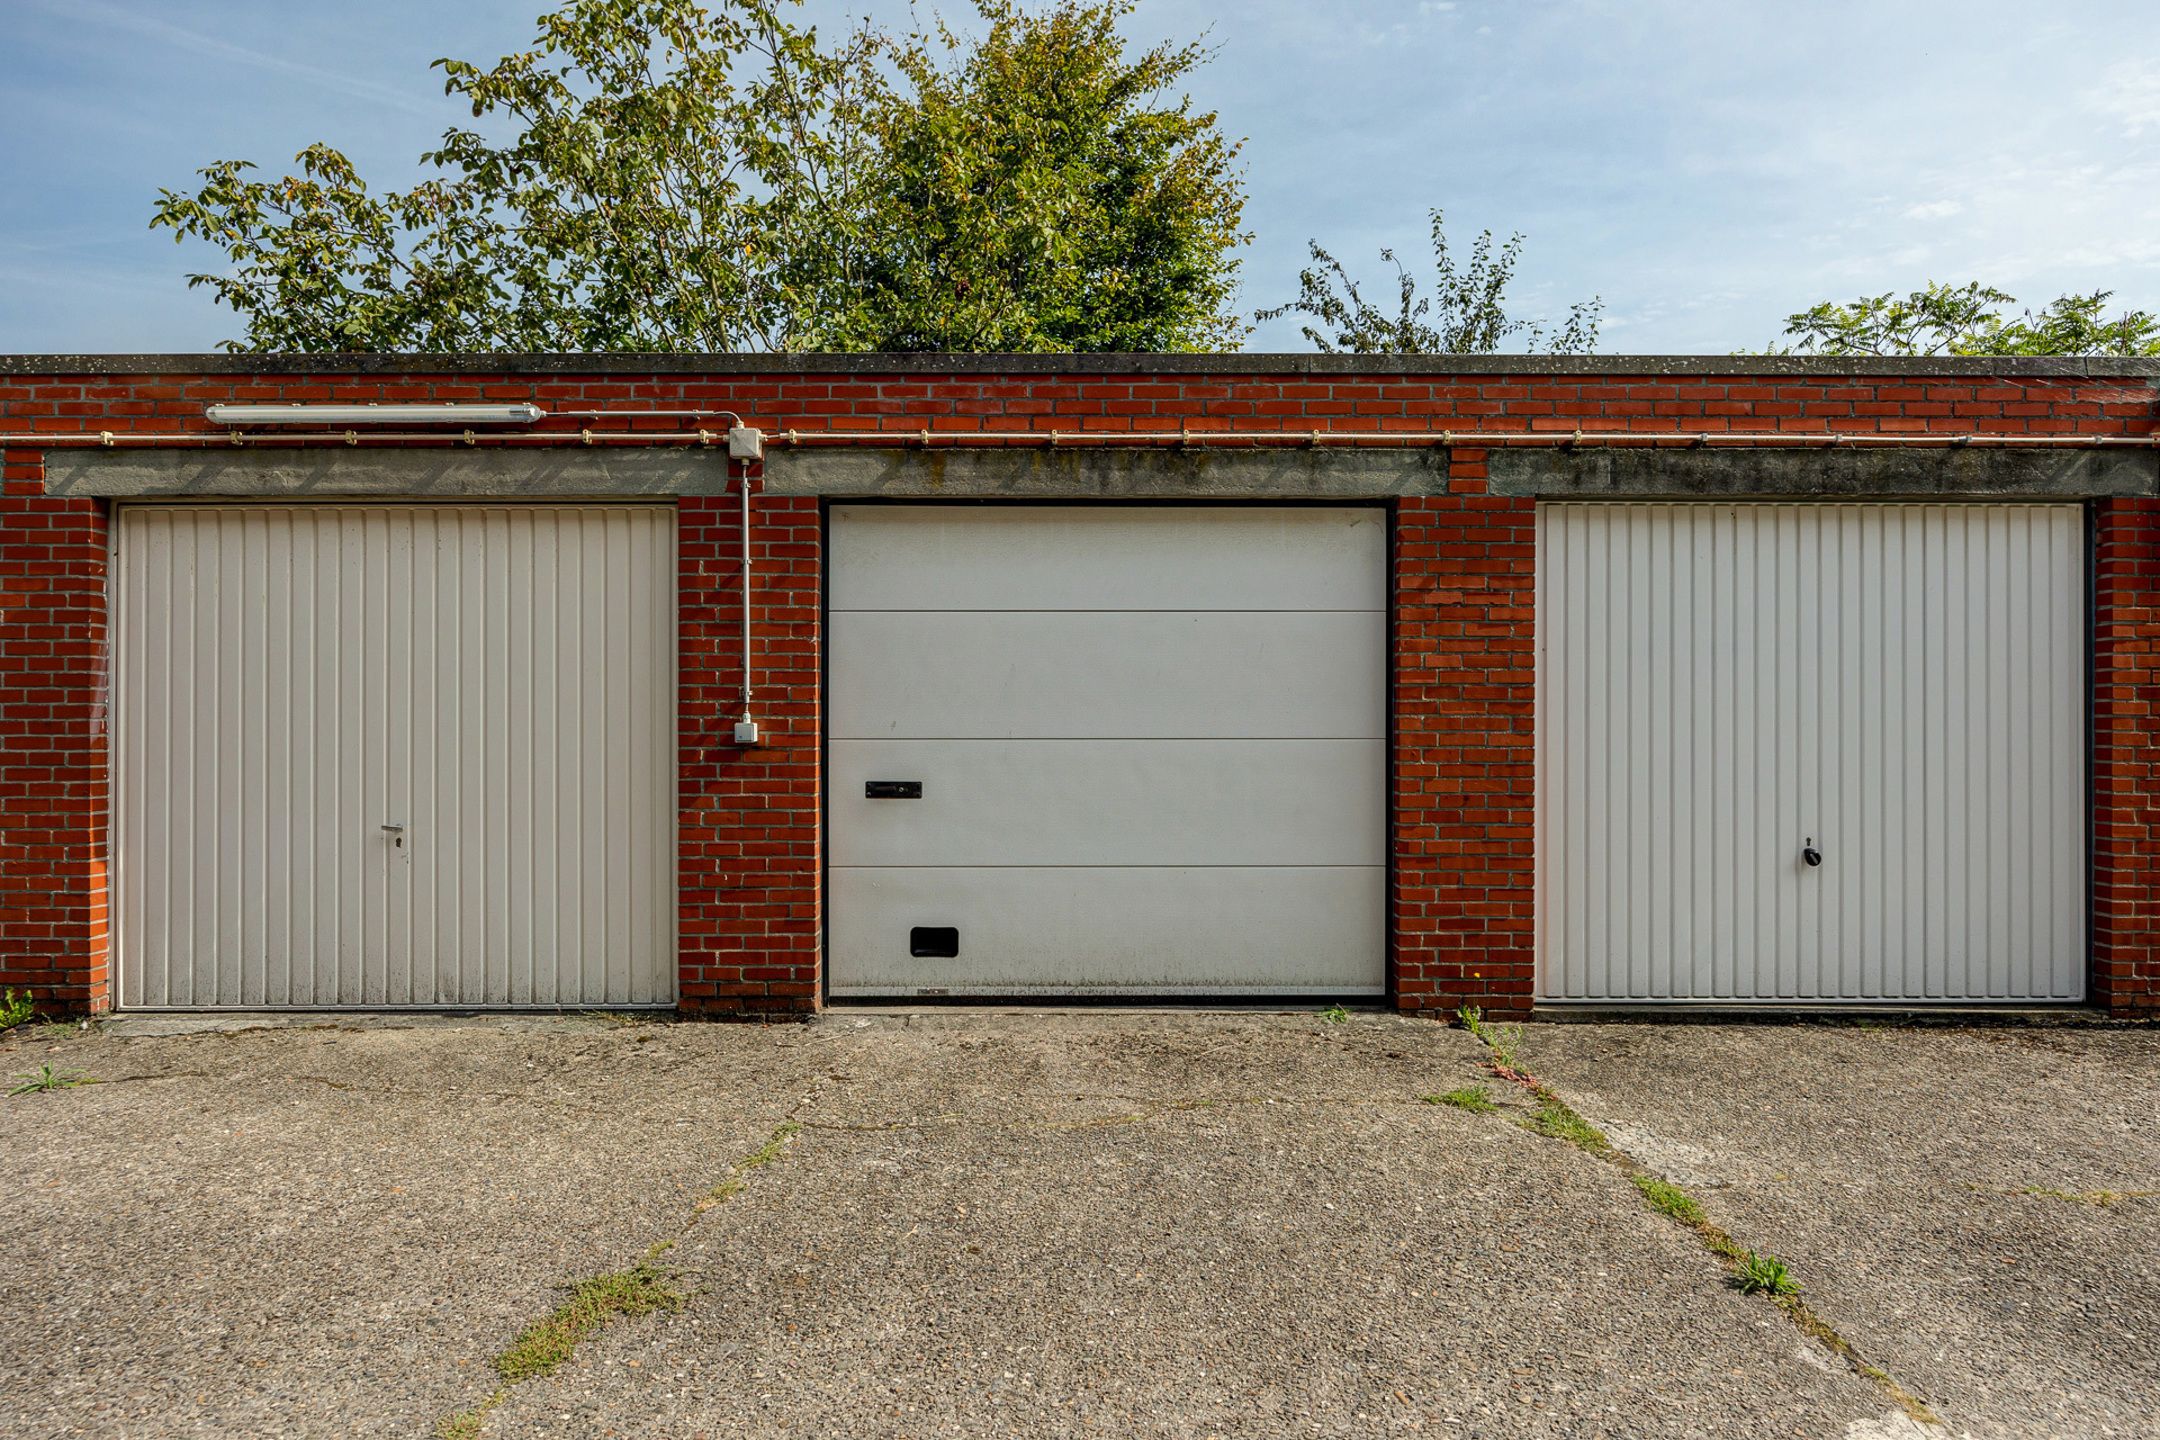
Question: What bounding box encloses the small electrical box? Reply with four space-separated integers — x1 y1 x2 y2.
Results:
726 425 765 461
733 718 760 745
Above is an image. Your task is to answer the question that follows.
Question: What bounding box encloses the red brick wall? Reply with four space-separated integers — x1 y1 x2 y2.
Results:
0 448 109 1013
1 365 2153 1016
2093 498 2160 1015
677 488 821 1013
1392 457 1537 1015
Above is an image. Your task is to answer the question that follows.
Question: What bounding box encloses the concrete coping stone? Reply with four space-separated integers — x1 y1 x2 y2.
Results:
5 351 2160 379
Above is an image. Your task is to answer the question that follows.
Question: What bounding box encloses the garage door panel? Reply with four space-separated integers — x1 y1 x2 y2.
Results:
1537 502 2085 1004
117 504 676 1009
830 610 1385 740
829 504 1387 612
831 739 1385 867
828 504 1387 997
829 866 1387 996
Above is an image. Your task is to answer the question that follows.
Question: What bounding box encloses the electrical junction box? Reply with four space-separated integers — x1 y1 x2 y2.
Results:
727 426 765 461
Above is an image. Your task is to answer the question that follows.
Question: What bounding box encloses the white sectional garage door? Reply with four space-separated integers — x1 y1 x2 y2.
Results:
115 504 676 1008
1536 502 2086 1004
828 505 1386 997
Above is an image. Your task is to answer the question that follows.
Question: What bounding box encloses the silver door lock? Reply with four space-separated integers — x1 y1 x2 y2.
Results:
382 821 406 849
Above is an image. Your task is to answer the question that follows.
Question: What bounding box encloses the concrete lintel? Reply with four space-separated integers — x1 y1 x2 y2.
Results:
761 445 1449 498
42 447 731 498
1487 444 2157 500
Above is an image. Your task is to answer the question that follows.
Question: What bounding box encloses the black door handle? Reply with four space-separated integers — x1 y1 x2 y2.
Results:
1802 838 1822 868
866 781 922 799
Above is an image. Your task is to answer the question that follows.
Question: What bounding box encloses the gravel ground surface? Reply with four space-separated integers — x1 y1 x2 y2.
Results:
2 1009 2151 1439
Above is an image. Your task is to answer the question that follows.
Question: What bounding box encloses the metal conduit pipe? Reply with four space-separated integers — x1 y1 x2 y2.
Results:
2 428 2155 449
556 408 744 426
737 455 756 746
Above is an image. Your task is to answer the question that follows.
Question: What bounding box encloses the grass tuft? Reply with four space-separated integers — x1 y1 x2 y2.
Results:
1425 1084 1496 1113
1631 1172 1705 1226
437 1118 801 1437
494 1266 681 1384
434 1398 499 1440
1731 1249 1801 1299
697 1120 802 1211
1522 1093 1610 1154
10 1063 91 1096
0 989 34 1031
1316 1003 1350 1025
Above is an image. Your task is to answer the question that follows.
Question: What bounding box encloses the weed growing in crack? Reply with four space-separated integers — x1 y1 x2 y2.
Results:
1316 1004 1350 1025
1457 1003 1534 1081
1523 1094 1610 1154
0 989 33 1031
1483 1023 1527 1071
1732 1250 1801 1299
10 1063 91 1095
1425 1084 1496 1113
434 1397 500 1440
436 1118 802 1438
495 1266 683 1383
698 1120 802 1211
1434 1024 1932 1426
1631 1173 1705 1225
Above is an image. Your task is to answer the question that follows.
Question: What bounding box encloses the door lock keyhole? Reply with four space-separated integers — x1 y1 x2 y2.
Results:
1802 837 1822 868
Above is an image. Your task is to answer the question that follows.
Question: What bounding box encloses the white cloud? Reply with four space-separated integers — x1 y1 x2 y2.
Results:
1901 200 1963 221
2091 58 2160 136
32 0 443 119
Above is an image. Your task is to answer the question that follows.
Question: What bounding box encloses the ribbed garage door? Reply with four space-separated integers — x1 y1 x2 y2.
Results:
1536 502 2086 1004
828 505 1386 997
115 504 676 1008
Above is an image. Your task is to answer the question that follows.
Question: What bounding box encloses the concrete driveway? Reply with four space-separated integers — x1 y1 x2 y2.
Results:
2 1011 2152 1439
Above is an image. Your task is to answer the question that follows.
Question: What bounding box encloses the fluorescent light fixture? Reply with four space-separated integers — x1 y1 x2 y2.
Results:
203 403 547 426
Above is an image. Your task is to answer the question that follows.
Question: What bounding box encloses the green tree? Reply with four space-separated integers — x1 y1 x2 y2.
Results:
1774 282 2160 356
833 0 1247 352
150 0 1247 354
1256 209 1602 354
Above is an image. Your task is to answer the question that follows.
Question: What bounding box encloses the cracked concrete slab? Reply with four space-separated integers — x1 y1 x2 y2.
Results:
0 1015 827 1438
8 1010 2142 1438
1525 1022 2160 1440
483 1052 1881 1439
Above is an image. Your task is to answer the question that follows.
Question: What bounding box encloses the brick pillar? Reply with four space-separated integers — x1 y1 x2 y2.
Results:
0 454 111 1013
1392 459 1538 1016
677 490 822 1014
2092 497 2160 1015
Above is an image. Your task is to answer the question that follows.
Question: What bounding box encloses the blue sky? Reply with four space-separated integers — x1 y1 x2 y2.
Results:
4 0 2157 354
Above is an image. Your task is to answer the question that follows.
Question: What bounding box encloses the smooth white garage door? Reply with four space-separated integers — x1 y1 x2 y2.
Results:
115 505 676 1008
828 505 1386 997
1536 502 2086 1004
